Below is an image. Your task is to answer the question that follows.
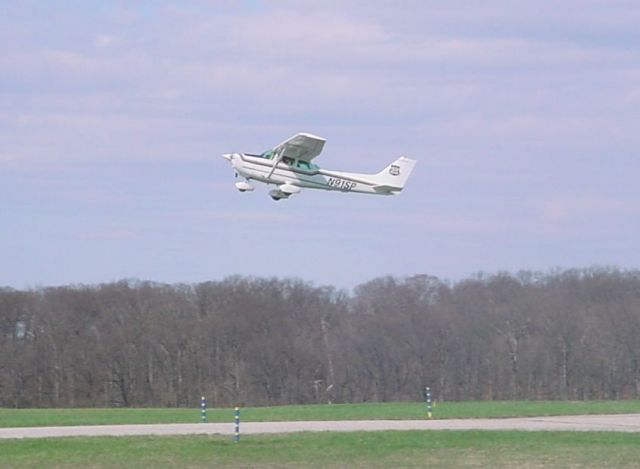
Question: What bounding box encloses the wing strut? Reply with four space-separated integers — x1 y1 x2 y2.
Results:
266 148 283 181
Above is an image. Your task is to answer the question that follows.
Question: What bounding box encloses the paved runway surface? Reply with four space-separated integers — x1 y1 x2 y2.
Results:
2 414 640 439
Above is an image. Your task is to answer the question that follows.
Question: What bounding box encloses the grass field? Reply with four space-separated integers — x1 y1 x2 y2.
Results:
1 400 640 428
3 402 640 468
1 430 640 468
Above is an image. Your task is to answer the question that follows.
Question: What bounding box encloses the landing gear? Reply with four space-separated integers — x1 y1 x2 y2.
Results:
269 189 289 201
235 181 254 192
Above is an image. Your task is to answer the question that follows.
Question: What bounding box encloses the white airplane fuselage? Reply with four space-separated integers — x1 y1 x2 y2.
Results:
225 152 409 199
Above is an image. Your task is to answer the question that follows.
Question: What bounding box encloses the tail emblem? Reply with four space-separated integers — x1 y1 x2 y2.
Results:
389 165 400 176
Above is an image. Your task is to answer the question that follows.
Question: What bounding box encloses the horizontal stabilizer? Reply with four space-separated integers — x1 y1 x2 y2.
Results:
372 184 399 195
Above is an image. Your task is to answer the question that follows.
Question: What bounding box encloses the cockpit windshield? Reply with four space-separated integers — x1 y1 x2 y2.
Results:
260 149 275 159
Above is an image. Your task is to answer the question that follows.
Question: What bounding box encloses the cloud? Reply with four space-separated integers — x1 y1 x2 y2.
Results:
2 1 639 168
530 196 640 241
186 210 294 223
623 85 640 106
77 229 140 241
95 34 114 48
539 197 640 224
2 1 640 289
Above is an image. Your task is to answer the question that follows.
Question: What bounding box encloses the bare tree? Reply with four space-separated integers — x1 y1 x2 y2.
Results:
2 269 640 407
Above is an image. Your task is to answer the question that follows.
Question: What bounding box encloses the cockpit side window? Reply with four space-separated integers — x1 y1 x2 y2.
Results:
297 160 312 171
282 156 295 166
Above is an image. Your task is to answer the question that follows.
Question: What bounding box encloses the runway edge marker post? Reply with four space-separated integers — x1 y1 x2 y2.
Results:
234 407 240 442
424 387 433 419
200 396 207 423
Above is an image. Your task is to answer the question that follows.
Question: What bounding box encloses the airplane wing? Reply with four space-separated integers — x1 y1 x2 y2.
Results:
272 132 326 161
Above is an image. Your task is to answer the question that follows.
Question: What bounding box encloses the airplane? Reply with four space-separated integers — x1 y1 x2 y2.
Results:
222 132 416 201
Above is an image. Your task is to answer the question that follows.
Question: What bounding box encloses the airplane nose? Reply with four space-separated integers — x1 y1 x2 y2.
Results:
222 153 233 161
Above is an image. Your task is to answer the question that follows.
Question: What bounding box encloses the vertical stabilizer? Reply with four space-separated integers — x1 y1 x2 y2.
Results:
372 156 416 191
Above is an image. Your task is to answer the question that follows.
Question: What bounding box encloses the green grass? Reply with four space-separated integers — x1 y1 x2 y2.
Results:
1 431 640 468
2 400 640 428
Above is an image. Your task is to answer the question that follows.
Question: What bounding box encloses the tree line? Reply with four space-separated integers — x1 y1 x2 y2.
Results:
1 268 640 408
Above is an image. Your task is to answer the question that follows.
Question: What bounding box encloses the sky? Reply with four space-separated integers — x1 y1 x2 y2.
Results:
2 1 640 290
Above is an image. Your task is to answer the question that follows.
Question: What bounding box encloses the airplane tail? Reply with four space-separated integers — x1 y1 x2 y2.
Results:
371 156 416 193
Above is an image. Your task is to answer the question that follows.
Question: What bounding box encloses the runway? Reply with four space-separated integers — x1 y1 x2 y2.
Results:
2 414 640 439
